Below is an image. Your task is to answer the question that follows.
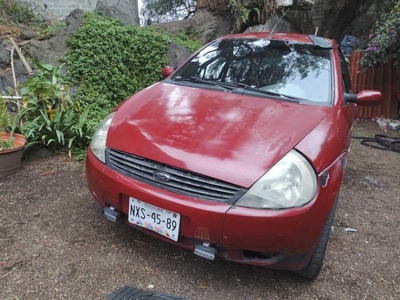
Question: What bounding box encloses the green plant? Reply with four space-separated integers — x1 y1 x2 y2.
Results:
0 98 10 131
66 13 203 127
0 0 40 25
229 0 252 25
19 61 94 155
360 0 400 68
228 0 273 29
21 60 72 110
0 136 14 150
21 103 92 155
0 97 18 151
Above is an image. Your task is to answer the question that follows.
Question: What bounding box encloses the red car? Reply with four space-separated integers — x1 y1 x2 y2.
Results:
86 32 381 279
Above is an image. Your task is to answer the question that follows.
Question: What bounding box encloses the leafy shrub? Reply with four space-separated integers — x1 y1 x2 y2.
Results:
67 14 168 124
360 0 400 68
19 61 94 156
0 0 40 25
0 97 20 150
66 13 202 125
0 98 13 150
0 98 10 131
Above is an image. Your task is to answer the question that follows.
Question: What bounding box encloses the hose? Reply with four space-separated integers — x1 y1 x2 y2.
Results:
351 134 400 153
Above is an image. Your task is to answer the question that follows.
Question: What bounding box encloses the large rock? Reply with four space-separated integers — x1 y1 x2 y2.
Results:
0 41 11 69
0 75 9 95
319 0 375 42
244 10 315 34
28 9 85 66
0 41 31 97
95 0 139 26
245 15 293 33
291 0 315 10
13 60 34 76
197 0 315 11
65 8 86 34
341 5 376 48
167 43 192 69
152 10 233 44
0 73 29 95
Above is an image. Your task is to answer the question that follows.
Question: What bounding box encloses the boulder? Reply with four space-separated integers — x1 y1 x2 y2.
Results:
167 43 192 69
28 36 65 66
245 15 293 33
152 10 233 44
95 0 139 26
19 30 38 40
0 41 11 69
13 60 34 76
0 73 29 92
269 0 316 10
0 76 9 95
65 8 86 34
0 75 13 95
292 0 315 10
197 0 315 11
28 9 85 66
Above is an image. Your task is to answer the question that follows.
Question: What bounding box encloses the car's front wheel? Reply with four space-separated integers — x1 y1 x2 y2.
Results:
296 196 338 280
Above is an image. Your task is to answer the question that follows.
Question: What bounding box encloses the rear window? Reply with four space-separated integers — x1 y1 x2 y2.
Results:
172 38 332 103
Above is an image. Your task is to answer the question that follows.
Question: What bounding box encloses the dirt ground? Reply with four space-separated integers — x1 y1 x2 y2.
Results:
1 120 400 300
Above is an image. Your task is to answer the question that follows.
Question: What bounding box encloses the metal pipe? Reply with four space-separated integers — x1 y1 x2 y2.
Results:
0 96 23 100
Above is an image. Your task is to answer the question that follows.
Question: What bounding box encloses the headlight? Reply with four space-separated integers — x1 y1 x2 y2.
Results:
236 150 317 209
90 112 116 163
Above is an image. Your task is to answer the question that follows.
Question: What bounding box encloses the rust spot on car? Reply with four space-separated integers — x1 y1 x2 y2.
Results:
320 170 329 187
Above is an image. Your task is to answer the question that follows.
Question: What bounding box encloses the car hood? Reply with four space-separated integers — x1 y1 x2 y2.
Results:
107 82 332 188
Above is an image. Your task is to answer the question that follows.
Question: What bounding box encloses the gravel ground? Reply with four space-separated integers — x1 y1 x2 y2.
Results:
1 120 400 300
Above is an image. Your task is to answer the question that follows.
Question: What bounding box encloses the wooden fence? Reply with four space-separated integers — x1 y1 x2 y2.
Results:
349 50 399 119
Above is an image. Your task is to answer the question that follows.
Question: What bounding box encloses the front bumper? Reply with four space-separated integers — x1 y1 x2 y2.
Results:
86 148 346 270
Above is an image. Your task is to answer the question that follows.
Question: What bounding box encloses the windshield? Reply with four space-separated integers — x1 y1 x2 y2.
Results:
172 38 332 103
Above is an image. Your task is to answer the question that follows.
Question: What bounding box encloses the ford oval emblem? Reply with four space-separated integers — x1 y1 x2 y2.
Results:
153 171 171 182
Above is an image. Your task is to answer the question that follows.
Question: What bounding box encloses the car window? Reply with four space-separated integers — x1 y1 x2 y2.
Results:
172 38 333 104
339 48 352 93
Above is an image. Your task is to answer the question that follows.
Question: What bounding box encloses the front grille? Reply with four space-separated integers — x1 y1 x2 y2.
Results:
106 148 245 202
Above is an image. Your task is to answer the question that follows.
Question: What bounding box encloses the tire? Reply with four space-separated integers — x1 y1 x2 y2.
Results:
295 197 338 280
107 286 185 300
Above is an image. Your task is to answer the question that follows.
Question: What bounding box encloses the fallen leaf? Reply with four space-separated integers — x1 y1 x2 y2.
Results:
40 170 56 176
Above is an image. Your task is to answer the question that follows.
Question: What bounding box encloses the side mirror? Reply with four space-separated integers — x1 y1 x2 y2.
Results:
345 90 382 106
162 66 175 78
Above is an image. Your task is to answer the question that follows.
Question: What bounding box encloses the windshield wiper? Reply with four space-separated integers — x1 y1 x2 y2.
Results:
175 76 216 85
175 77 238 90
174 78 300 101
236 83 301 102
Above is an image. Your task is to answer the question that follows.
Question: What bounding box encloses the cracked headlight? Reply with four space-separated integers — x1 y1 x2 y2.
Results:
236 150 317 209
90 112 115 163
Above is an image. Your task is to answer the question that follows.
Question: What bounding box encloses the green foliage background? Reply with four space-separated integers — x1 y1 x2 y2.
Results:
360 0 400 68
0 0 39 25
67 13 202 126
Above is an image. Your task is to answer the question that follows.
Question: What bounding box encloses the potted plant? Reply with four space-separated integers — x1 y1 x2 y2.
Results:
0 98 26 176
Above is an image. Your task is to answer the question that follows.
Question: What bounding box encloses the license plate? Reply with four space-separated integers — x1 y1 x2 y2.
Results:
128 197 180 241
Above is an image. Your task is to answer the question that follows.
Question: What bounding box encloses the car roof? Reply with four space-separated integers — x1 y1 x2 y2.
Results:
220 32 338 48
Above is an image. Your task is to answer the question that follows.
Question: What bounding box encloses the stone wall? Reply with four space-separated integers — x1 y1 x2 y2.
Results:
22 0 96 18
21 0 139 25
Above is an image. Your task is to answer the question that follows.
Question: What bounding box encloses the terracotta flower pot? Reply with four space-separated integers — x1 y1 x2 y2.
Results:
0 132 26 176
